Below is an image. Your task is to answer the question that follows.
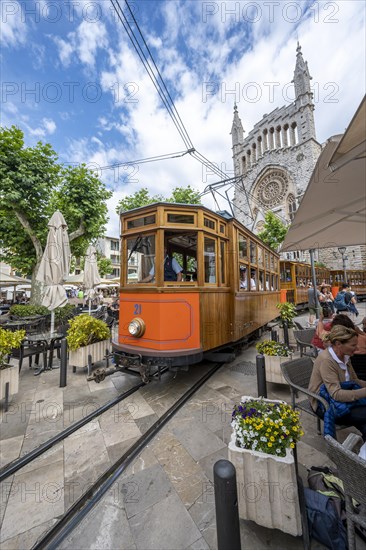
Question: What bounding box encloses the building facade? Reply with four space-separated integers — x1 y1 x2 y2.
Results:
96 236 120 279
231 44 365 269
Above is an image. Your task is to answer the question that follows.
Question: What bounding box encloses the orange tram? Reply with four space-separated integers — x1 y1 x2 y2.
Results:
112 202 281 379
280 261 366 306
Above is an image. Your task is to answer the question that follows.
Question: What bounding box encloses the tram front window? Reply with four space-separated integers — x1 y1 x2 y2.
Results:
127 235 156 284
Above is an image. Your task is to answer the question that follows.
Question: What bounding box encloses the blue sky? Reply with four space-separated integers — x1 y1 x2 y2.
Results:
1 0 365 236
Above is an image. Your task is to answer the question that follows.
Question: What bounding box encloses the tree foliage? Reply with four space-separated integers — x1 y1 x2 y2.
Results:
0 126 112 277
116 185 201 213
257 211 288 251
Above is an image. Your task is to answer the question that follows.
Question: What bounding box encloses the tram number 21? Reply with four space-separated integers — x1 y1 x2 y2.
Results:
134 304 142 315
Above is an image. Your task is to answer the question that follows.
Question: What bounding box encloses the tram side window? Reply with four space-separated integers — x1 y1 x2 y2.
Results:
220 241 226 284
265 252 270 270
204 237 216 283
239 264 248 290
127 235 156 284
238 234 248 260
258 247 264 268
250 241 257 264
266 273 270 291
250 268 258 290
259 271 264 290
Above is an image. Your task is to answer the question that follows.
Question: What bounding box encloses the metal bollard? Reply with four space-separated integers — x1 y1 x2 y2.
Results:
256 354 267 398
59 338 67 388
271 328 278 342
214 460 241 550
283 320 290 347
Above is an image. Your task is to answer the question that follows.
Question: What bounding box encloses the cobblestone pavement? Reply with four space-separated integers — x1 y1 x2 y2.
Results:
1 307 365 549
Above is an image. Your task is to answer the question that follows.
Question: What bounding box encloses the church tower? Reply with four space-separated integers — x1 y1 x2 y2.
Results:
232 44 322 242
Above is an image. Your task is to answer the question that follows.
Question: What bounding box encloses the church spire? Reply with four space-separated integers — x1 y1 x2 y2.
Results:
292 42 312 98
231 103 244 147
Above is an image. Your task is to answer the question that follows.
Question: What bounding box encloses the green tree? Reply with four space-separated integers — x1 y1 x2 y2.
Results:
257 211 288 251
0 126 112 300
116 185 201 213
96 256 113 277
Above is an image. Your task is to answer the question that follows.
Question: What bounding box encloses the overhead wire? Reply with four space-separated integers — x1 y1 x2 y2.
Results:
110 0 193 151
108 0 281 225
97 149 192 171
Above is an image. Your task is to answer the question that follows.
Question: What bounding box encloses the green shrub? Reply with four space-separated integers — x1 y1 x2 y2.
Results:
276 302 297 328
67 314 110 351
55 304 76 322
10 305 49 317
256 340 291 357
0 328 26 367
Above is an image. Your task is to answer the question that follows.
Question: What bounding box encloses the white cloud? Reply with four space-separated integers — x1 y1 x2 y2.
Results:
1 0 27 48
53 19 108 68
28 117 57 138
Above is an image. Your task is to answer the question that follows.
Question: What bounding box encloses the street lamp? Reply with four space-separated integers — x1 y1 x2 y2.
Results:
338 247 348 283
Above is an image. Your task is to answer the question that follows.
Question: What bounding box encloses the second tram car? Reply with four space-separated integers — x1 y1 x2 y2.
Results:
280 261 366 305
280 261 331 307
111 203 281 380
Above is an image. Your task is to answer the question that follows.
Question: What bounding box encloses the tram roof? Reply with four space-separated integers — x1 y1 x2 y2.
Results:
119 202 235 221
281 95 366 251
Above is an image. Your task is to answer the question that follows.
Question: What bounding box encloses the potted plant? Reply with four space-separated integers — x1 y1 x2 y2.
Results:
67 314 111 371
256 340 292 384
228 396 304 536
0 328 26 408
276 302 297 345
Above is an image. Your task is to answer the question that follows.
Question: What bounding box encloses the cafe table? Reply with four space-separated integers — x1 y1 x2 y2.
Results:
24 332 64 375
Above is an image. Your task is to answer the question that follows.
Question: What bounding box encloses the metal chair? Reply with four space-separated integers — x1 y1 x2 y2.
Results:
11 338 48 372
325 435 366 550
293 328 318 358
281 357 326 435
294 321 306 330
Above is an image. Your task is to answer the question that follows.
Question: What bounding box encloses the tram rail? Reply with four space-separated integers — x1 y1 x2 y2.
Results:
31 360 225 550
0 369 169 483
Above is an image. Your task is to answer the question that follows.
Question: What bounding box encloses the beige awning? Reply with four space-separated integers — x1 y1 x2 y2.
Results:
0 272 31 287
281 95 366 251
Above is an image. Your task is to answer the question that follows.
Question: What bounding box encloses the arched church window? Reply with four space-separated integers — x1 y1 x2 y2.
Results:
288 194 297 221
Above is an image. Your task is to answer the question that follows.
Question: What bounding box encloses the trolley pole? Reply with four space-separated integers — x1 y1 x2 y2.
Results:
214 460 241 550
256 354 267 398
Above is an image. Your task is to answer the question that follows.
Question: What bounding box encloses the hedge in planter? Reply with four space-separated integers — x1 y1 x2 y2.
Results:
256 340 292 384
67 315 111 369
0 328 26 402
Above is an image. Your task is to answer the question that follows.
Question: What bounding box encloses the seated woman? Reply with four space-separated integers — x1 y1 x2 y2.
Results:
318 313 366 381
308 325 366 440
311 306 334 352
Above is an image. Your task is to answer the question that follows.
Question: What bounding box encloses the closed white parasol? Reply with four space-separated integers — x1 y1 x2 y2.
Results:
36 211 71 333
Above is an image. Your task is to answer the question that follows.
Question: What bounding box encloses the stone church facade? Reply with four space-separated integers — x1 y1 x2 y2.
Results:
231 44 365 270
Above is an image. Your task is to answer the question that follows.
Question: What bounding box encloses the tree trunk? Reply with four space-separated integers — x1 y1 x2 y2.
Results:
30 262 44 305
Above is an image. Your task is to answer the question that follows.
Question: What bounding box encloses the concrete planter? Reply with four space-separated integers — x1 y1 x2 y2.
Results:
0 364 19 399
69 340 110 369
264 354 292 385
228 396 302 536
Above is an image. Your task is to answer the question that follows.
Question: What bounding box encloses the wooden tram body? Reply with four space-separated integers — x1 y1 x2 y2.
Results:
280 261 331 307
112 203 280 373
330 269 366 301
280 261 366 305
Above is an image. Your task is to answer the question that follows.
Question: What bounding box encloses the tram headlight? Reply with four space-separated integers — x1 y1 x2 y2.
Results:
128 317 145 338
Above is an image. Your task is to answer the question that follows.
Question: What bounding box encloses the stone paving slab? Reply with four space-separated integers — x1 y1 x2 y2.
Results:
1 306 366 549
